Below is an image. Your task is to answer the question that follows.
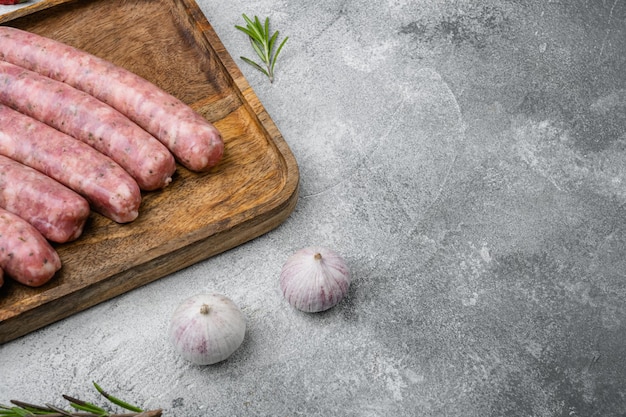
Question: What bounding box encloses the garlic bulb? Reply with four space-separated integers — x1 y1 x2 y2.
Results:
279 246 351 312
168 293 246 365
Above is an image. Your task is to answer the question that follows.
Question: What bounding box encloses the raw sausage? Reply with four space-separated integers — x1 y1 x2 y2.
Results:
0 60 176 191
0 103 141 223
0 207 61 287
0 26 224 172
0 155 90 242
0 154 90 243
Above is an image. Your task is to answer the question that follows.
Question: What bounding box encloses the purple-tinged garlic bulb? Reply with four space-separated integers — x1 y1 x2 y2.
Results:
279 246 351 312
168 293 246 365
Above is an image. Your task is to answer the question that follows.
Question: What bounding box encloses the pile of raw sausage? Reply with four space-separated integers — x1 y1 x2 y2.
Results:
0 26 224 289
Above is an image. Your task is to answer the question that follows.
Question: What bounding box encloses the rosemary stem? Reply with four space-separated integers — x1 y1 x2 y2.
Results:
2 410 163 417
3 383 159 417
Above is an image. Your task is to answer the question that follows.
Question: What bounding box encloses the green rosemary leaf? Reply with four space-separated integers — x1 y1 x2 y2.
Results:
248 38 266 62
0 405 19 416
254 15 264 34
241 13 252 23
271 36 289 74
92 382 143 413
234 25 256 39
0 406 20 417
68 403 104 415
263 17 271 47
1 407 30 417
240 56 269 77
62 396 106 415
268 30 278 53
242 14 263 40
241 13 255 28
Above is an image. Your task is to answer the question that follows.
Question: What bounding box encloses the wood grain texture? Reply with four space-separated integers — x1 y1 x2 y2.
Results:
0 0 299 344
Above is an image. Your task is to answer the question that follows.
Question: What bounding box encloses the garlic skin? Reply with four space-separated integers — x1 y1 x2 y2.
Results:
280 246 351 313
168 293 246 365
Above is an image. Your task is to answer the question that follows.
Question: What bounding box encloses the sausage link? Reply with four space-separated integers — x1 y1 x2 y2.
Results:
0 103 141 223
0 60 176 191
0 26 224 172
0 154 90 243
0 207 61 287
0 267 4 289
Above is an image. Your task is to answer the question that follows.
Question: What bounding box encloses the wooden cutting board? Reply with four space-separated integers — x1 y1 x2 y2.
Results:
0 0 299 344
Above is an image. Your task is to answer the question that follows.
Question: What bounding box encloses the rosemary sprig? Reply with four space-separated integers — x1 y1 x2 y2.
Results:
0 382 161 417
235 14 288 83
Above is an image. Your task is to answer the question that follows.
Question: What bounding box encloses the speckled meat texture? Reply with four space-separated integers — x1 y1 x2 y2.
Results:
0 60 176 191
0 26 224 172
0 103 141 223
0 154 90 243
0 207 61 287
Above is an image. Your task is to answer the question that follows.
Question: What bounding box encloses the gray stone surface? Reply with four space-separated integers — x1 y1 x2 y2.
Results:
1 0 626 415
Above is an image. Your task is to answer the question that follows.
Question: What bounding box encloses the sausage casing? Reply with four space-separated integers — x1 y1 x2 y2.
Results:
0 103 141 223
0 26 224 172
0 154 90 243
0 207 61 287
0 60 176 191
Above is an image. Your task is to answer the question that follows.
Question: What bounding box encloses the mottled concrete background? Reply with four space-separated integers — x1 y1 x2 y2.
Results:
1 0 626 416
